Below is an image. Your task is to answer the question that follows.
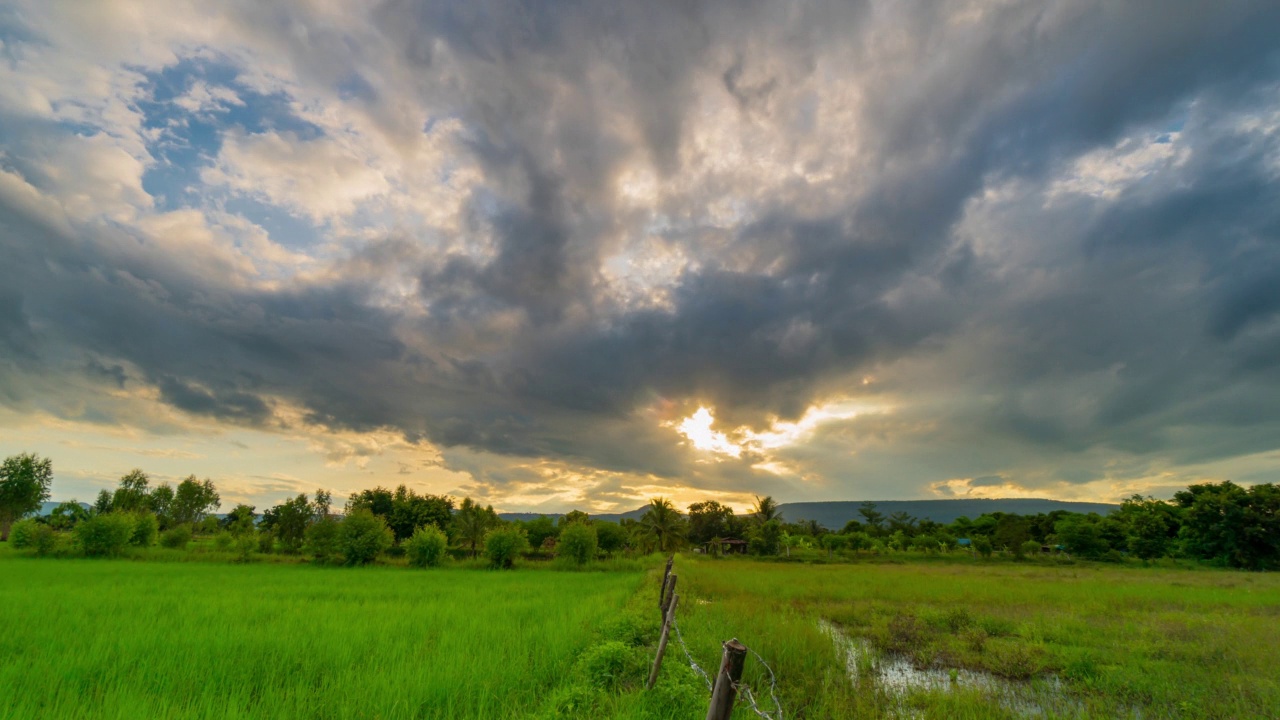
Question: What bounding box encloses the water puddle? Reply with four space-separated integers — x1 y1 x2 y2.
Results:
819 620 1083 718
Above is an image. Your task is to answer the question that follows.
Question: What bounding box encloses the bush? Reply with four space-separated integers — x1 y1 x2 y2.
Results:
973 536 994 558
213 532 234 551
557 522 598 565
580 641 643 689
130 512 159 547
338 509 393 566
257 532 275 554
484 526 529 569
75 513 135 557
8 518 41 549
1019 540 1042 559
159 525 193 549
305 516 341 564
235 532 257 562
11 520 56 556
404 524 448 568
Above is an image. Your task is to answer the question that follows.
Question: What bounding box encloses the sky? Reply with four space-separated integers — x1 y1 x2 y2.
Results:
1 1 1279 514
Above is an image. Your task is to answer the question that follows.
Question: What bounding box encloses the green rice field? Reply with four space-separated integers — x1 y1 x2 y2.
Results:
3 548 1279 719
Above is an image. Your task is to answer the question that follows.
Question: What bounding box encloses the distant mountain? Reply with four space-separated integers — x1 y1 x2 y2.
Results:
498 506 650 524
36 499 90 515
779 498 1118 529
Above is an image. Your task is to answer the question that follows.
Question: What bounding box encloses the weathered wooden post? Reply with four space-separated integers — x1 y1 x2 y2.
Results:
646 593 679 689
659 554 674 608
705 638 747 720
660 574 677 620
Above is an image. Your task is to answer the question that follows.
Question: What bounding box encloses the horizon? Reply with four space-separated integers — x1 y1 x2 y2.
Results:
3 1 1280 513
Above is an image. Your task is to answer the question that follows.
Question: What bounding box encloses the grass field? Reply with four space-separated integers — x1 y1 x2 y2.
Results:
0 553 649 720
3 547 1279 719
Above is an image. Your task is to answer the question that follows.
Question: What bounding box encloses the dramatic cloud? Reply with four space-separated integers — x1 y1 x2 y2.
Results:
1 0 1278 510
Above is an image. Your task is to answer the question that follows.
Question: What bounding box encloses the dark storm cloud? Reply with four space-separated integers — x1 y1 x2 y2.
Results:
1 0 1279 493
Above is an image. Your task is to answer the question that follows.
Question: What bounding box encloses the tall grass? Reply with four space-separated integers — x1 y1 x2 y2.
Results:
0 556 642 719
673 556 1280 719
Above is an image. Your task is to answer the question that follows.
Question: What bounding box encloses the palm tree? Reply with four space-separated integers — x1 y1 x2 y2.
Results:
752 495 781 524
640 497 685 552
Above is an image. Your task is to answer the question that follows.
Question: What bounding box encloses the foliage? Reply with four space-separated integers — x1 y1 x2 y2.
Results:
579 640 644 689
454 497 499 557
148 483 175 528
260 494 311 554
256 531 275 554
1055 515 1109 559
752 495 781 524
404 524 448 568
9 519 51 552
213 532 234 551
111 469 151 513
159 525 193 549
1119 494 1177 560
484 526 529 569
749 518 783 556
234 532 258 562
557 522 598 565
0 453 53 541
858 501 885 532
972 536 993 558
347 485 454 543
304 516 341 564
559 510 590 527
48 500 89 530
223 504 257 536
74 513 135 557
129 512 159 547
337 509 393 566
1174 481 1280 570
523 516 559 549
639 497 685 552
92 489 113 515
595 521 627 556
1019 539 1042 558
687 500 735 545
171 476 221 527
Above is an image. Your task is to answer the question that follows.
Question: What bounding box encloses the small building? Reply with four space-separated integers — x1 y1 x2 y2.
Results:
704 538 749 555
956 538 972 547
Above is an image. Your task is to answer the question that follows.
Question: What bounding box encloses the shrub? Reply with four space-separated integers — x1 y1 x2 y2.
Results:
213 532 234 551
130 512 159 546
257 531 275 554
11 520 57 555
159 525 193 549
74 513 135 557
558 522 598 566
337 509 393 566
484 526 529 569
8 518 41 549
1019 540 1042 559
973 536 994 558
404 524 448 568
580 641 643 689
305 516 341 564
235 532 257 562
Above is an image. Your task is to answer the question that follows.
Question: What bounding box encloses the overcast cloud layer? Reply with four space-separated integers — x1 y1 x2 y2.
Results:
1 0 1279 511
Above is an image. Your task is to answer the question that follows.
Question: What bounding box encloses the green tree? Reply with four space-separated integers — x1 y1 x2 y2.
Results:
484 526 529 569
0 452 53 541
261 494 312 553
159 525 193 549
972 536 994 558
223 504 256 536
454 497 499 558
11 520 57 556
148 483 175 528
92 489 113 515
48 500 89 530
687 501 735 545
337 509 393 565
130 512 159 546
559 510 590 527
111 469 151 513
858 502 885 535
304 516 340 564
640 497 685 552
1055 515 1109 559
749 519 783 556
596 521 626 556
1019 539 1042 559
171 476 220 527
348 485 454 542
752 495 781 524
524 516 559 549
1175 481 1280 570
558 522 598 565
1119 495 1176 561
404 525 448 568
820 533 846 558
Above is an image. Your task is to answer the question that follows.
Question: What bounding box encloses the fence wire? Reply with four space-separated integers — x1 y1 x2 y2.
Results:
669 615 784 720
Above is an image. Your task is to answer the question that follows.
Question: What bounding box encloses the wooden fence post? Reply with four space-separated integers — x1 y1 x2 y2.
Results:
705 638 747 720
660 574 677 620
646 593 679 689
659 554 674 608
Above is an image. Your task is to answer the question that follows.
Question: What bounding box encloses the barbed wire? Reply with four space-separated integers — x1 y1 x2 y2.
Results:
671 615 714 693
735 644 784 720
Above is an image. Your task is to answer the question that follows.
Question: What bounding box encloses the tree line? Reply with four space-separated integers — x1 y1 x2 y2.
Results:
2 452 1277 569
